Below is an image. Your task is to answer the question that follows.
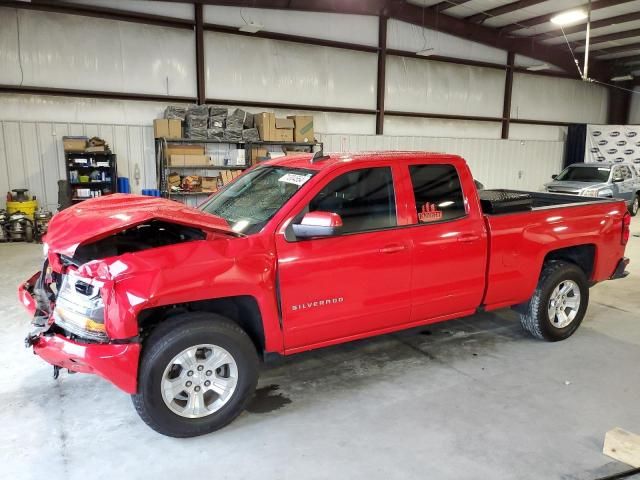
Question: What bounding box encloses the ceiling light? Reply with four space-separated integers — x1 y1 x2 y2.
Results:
526 63 551 71
416 48 435 57
611 74 634 82
238 22 263 33
550 9 588 26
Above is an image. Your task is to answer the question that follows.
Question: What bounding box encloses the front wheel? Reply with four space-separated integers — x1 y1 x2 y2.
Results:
629 194 639 217
132 313 259 437
519 261 589 341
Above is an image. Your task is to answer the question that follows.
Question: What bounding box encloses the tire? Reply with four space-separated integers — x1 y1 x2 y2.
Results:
132 312 259 437
629 194 639 217
519 261 589 342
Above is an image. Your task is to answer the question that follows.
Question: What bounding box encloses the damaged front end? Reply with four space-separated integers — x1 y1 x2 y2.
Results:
19 194 240 393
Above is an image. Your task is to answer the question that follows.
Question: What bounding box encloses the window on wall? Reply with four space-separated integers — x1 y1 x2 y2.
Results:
409 165 466 223
307 167 397 234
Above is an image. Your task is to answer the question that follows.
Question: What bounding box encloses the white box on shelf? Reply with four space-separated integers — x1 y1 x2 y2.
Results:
224 149 246 166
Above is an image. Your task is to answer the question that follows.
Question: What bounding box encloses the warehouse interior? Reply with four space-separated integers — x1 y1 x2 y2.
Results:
1 0 640 478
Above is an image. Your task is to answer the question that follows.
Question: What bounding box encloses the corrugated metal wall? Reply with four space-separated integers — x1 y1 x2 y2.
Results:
0 122 563 212
318 134 564 191
0 121 157 210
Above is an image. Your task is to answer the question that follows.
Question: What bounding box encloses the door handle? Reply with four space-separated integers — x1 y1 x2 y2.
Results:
457 234 480 243
379 244 407 254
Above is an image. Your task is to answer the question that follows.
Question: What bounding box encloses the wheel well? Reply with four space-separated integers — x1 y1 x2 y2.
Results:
543 244 595 279
137 296 265 353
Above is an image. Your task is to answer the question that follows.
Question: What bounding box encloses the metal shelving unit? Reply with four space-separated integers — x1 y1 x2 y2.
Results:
155 138 322 203
65 151 117 203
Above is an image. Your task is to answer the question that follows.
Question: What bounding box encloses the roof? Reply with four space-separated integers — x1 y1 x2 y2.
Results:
264 151 464 171
569 162 616 167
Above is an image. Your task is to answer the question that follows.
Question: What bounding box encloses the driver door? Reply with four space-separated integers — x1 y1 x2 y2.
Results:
274 165 413 352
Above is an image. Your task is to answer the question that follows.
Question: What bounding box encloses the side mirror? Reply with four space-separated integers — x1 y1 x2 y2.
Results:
292 211 342 239
551 174 558 180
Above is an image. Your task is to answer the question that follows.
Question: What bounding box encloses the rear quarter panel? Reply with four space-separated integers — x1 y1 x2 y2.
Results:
483 200 627 310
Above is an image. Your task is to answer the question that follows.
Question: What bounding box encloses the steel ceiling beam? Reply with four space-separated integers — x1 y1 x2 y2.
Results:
571 28 640 50
500 0 633 35
431 0 473 14
160 0 389 16
387 0 610 78
616 54 640 64
2 0 194 29
589 42 640 56
529 10 640 40
465 0 548 25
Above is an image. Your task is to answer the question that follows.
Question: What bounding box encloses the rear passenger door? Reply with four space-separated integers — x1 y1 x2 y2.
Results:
405 164 487 321
616 165 635 204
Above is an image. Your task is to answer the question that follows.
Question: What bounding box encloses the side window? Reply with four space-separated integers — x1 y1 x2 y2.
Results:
613 167 623 180
621 166 632 179
409 164 466 223
307 167 397 234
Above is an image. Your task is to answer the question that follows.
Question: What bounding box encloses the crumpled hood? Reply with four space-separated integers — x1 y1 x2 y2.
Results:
545 180 608 192
44 194 238 257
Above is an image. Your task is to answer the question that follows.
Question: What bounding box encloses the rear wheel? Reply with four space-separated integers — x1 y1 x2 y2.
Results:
519 261 589 341
629 194 639 217
132 313 259 437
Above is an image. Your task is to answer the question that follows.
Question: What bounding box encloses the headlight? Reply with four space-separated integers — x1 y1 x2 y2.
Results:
53 271 107 342
582 188 613 198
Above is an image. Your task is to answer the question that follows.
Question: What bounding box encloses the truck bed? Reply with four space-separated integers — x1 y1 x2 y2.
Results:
479 190 626 312
479 189 611 215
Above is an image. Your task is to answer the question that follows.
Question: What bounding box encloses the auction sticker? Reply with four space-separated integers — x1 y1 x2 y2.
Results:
278 173 311 186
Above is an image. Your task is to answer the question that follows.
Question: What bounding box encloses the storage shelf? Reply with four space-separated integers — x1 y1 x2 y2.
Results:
168 191 215 196
156 137 322 206
66 148 117 205
70 181 112 185
65 151 114 156
68 164 112 169
165 165 246 170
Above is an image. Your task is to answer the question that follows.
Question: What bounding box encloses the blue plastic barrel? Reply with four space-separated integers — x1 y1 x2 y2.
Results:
117 177 131 193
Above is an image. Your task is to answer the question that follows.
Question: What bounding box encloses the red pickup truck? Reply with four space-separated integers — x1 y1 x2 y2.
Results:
19 152 630 437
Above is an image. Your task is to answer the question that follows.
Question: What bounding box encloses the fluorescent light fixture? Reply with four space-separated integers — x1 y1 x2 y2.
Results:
611 74 633 82
416 48 435 57
238 22 263 33
526 63 551 71
550 9 587 26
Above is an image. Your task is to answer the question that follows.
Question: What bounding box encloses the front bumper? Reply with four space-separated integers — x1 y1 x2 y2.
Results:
19 270 140 394
33 334 140 393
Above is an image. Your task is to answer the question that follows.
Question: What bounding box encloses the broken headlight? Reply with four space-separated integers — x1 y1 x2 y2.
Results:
53 271 107 342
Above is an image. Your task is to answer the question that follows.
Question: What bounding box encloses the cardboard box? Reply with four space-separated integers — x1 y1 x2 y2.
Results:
63 136 88 152
168 173 181 187
254 112 294 142
170 154 210 167
287 115 314 143
168 119 182 138
201 176 219 192
250 147 269 165
154 119 183 139
85 146 106 153
274 117 294 142
165 144 205 158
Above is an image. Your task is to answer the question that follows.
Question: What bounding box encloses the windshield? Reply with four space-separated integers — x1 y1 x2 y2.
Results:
199 166 315 235
556 166 610 183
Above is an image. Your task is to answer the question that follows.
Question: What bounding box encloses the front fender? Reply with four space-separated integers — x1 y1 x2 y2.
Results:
78 237 284 353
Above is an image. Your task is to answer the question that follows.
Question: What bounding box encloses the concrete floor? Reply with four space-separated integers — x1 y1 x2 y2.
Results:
2 226 640 480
